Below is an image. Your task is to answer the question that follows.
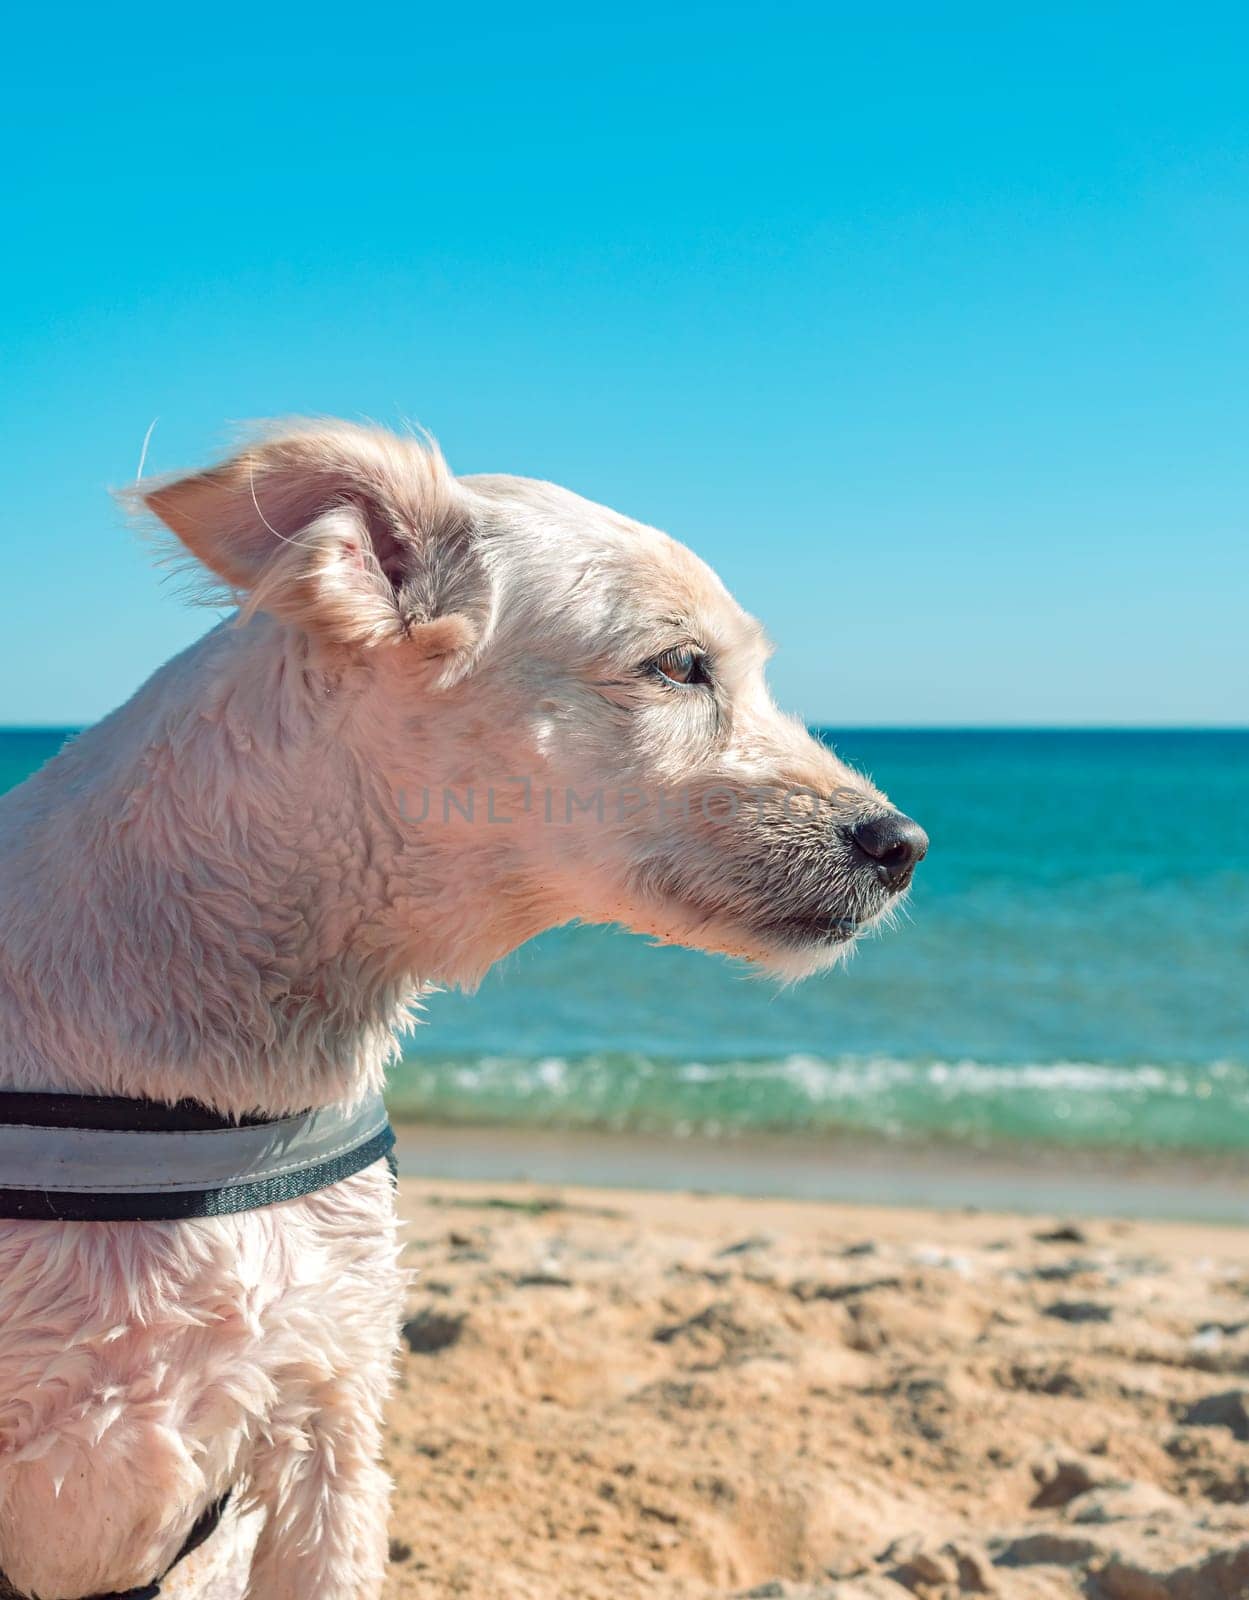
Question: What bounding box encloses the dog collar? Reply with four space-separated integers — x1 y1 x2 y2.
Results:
0 1489 234 1600
0 1090 395 1221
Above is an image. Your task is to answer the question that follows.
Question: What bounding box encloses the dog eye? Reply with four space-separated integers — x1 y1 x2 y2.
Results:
652 647 709 687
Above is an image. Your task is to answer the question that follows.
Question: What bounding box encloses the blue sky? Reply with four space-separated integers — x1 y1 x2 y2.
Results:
3 3 1246 726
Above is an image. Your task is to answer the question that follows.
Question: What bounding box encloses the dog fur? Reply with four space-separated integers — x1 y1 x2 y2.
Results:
0 422 913 1598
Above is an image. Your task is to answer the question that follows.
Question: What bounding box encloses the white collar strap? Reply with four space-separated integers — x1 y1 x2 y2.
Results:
0 1091 395 1221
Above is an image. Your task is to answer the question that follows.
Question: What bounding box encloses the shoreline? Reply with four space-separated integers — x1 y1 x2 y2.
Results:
392 1120 1249 1225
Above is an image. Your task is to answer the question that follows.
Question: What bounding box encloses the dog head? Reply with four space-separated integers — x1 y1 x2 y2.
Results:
140 421 926 982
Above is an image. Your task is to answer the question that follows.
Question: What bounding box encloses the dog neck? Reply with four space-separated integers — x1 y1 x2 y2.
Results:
0 617 538 1118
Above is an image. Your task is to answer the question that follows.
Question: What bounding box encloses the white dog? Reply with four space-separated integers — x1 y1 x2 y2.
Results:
0 422 926 1599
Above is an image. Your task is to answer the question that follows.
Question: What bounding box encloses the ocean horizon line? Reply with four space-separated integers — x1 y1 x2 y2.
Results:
3 722 1248 737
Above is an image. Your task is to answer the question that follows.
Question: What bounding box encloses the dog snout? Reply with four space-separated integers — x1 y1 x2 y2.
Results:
846 810 929 891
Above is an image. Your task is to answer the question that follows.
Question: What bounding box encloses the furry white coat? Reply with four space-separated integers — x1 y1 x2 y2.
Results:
0 421 913 1598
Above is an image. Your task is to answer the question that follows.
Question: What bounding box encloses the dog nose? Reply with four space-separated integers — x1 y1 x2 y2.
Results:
849 811 929 888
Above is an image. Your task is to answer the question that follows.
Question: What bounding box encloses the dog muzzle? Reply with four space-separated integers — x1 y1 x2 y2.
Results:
0 1089 395 1220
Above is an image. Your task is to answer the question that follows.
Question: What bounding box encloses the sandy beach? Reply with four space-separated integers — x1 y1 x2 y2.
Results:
382 1174 1249 1600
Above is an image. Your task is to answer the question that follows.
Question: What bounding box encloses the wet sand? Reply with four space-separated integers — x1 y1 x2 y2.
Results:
393 1123 1249 1225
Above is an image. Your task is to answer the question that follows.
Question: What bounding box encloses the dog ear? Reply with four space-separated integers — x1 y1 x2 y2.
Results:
137 422 496 684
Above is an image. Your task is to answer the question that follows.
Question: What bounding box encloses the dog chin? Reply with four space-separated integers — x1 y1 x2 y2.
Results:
646 903 874 982
740 919 867 981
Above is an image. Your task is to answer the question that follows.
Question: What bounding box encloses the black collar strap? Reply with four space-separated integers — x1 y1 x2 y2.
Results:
0 1490 231 1600
0 1091 395 1221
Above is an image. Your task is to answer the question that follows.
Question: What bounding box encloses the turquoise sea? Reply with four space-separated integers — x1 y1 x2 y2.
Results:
3 728 1246 1155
